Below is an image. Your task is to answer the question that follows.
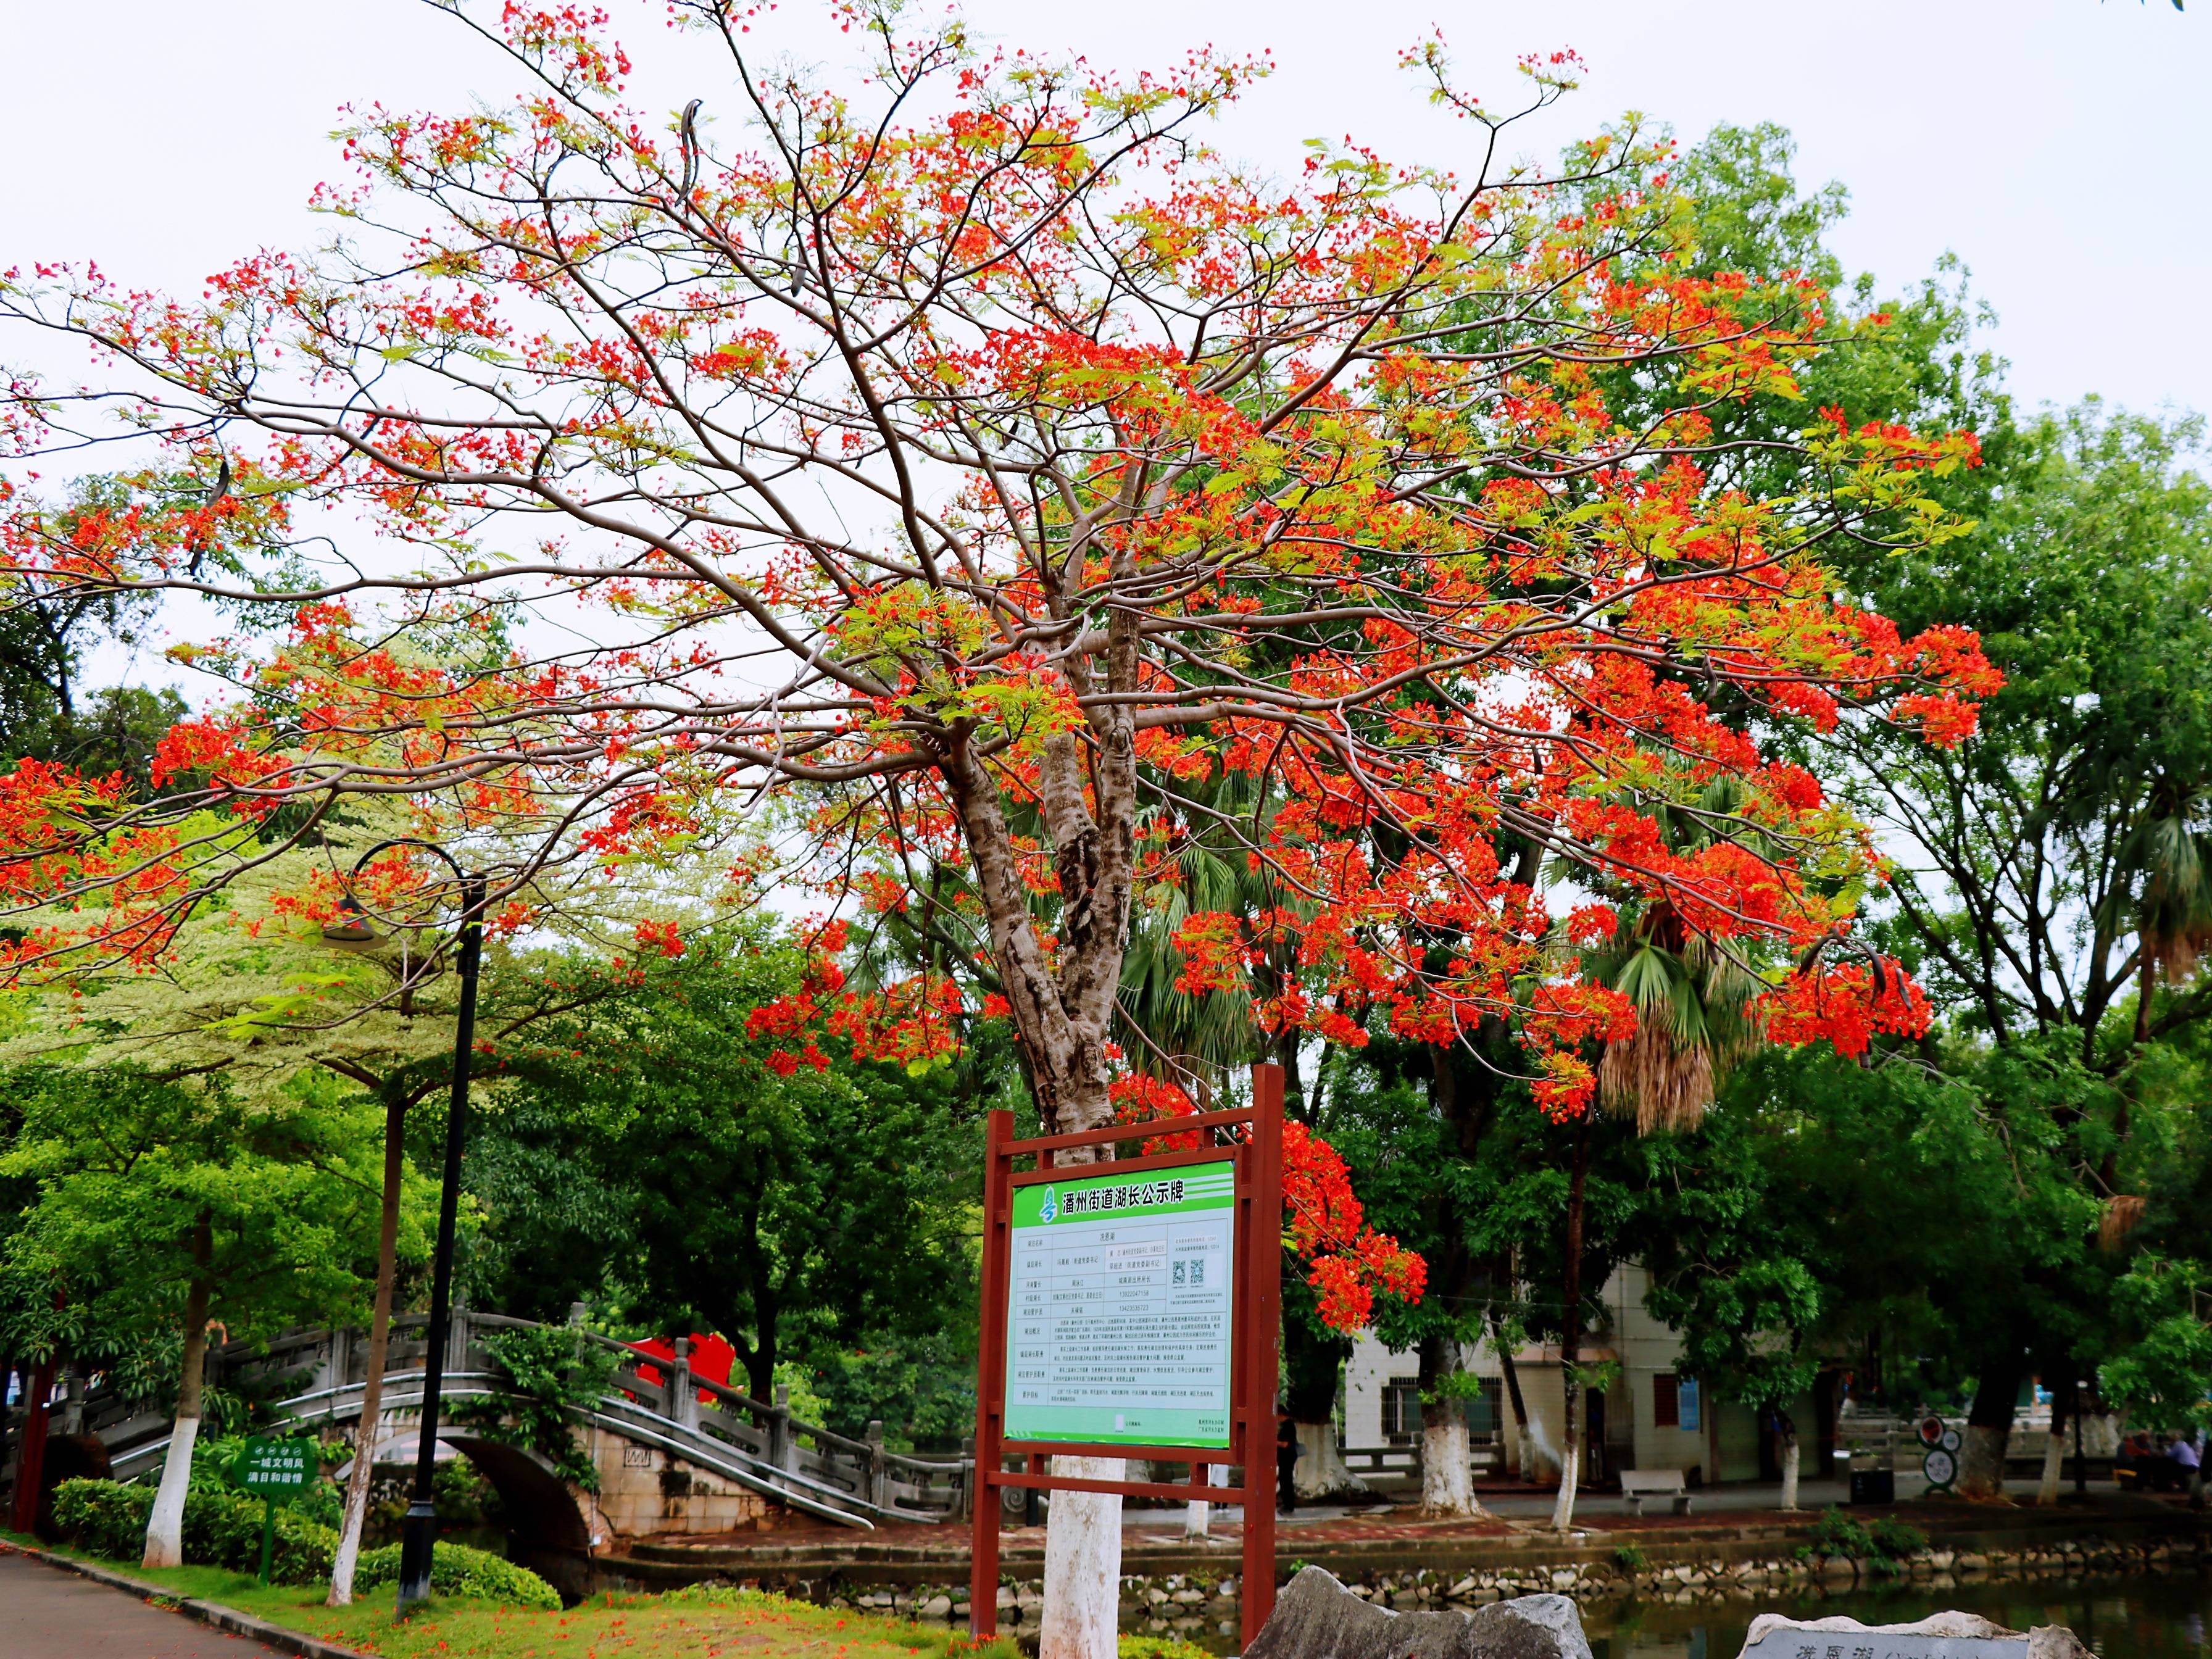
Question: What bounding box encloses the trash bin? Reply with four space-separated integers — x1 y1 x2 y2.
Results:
1850 1468 1895 1505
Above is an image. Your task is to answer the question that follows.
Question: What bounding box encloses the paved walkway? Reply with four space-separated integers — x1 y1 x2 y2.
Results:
0 1550 291 1659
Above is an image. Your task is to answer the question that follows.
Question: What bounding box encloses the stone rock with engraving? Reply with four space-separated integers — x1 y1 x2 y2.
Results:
1244 1565 1593 1659
1738 1611 2094 1659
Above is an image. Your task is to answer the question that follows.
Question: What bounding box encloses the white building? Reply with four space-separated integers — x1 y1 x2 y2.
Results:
1337 1262 1829 1493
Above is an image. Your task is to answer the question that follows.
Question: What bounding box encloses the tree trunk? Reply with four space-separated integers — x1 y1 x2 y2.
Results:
1039 1453 1123 1659
145 1220 212 1569
1778 1413 1802 1511
1416 1333 1482 1516
1294 1421 1366 1502
1419 1408 1477 1516
950 720 1135 1659
1491 1315 1531 1482
2037 1423 2066 1505
741 1305 777 1404
2031 1373 2068 1507
1034 1083 1123 1659
1957 1360 2023 1500
1283 1308 1362 1500
330 1094 408 1604
1550 1124 1589 1532
1182 1461 1227 1539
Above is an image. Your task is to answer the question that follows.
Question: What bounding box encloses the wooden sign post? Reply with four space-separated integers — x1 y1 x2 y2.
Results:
970 1063 1283 1648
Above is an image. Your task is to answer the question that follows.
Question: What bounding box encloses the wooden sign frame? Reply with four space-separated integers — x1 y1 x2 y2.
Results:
969 1063 1283 1647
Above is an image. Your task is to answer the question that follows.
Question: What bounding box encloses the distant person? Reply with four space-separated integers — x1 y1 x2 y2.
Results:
2118 1432 2152 1491
2169 1433 2199 1500
1276 1407 1299 1515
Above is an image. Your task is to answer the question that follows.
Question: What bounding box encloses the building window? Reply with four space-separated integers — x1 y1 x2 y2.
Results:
1462 1377 1499 1437
1654 1373 1678 1428
1381 1379 1422 1442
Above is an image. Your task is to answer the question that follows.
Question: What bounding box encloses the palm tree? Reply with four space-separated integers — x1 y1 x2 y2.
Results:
2111 776 2212 1049
1544 778 1768 1524
1583 904 1762 1134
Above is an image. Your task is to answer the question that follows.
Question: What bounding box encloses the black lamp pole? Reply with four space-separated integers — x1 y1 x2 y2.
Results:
329 841 484 1615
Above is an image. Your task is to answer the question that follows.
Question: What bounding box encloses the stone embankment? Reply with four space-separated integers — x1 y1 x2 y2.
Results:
633 1530 2207 1642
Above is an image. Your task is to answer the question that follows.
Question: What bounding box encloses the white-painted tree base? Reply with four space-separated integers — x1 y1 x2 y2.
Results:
143 1415 199 1569
1183 1462 1227 1539
1779 1434 1801 1511
1420 1418 1481 1515
1041 1455 1123 1659
1294 1420 1370 1501
328 1412 382 1604
2037 1429 2065 1504
1549 1441 1581 1531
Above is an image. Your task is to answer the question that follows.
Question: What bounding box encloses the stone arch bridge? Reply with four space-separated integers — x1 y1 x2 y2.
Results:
2 1310 970 1596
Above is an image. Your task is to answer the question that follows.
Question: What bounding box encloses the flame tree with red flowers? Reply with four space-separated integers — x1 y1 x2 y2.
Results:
0 2 1997 1648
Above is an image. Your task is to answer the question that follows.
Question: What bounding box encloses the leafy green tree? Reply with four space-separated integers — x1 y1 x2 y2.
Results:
1638 1044 2113 1494
1603 118 2212 1492
0 1065 399 1566
468 931 978 1407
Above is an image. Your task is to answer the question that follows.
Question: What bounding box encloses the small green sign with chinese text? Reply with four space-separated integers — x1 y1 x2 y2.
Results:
233 1436 316 1495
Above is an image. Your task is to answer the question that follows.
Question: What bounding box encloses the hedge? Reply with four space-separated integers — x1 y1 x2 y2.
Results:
48 1478 559 1608
49 1479 154 1560
354 1539 562 1610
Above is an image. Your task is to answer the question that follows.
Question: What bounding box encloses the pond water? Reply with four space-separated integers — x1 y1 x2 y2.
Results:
1582 1576 2212 1659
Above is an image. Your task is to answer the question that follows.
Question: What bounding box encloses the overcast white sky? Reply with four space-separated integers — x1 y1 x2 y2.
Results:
1 0 2200 414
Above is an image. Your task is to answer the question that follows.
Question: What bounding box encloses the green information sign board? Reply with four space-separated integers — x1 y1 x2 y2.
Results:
234 1437 316 1495
231 1437 316 1582
1004 1159 1236 1448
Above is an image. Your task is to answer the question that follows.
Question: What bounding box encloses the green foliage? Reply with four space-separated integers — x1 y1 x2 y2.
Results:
1869 1517 1929 1558
1611 1542 1648 1573
773 1359 833 1427
0 1065 394 1365
1119 1637 1214 1659
1802 1507 1926 1563
49 1478 338 1586
353 1539 560 1610
466 929 977 1409
1422 1369 1491 1403
2101 1257 2212 1431
455 1324 620 1489
805 1334 975 1451
1805 1508 1873 1559
1636 1042 2113 1413
49 1478 153 1558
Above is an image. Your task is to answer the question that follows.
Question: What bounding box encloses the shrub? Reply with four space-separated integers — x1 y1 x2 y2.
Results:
659 1583 776 1607
1869 1516 1929 1560
51 1478 154 1558
1119 1637 1212 1659
1611 1542 1648 1573
353 1539 562 1610
50 1477 338 1585
1805 1507 1873 1558
181 1487 338 1584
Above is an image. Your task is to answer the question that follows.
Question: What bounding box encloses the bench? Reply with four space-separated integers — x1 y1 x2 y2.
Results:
1618 1468 1694 1516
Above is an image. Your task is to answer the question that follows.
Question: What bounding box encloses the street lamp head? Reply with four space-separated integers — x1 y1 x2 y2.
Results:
321 896 376 945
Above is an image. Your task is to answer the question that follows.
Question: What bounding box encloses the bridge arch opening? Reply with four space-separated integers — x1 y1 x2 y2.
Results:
436 1434 597 1602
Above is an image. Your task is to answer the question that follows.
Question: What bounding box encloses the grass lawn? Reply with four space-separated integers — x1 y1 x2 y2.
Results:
3 1534 1020 1659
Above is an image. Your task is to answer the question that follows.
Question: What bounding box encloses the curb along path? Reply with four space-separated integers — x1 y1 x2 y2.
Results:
0 1540 371 1659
